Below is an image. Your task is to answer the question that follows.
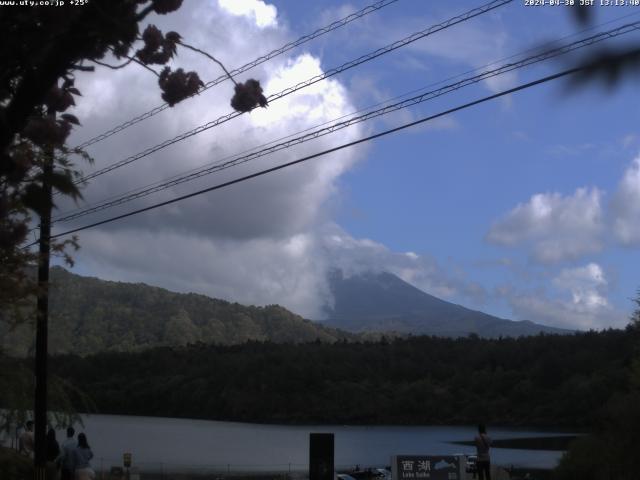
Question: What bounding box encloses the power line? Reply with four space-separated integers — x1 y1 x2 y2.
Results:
58 8 640 220
73 0 401 151
38 63 594 244
31 8 640 237
52 20 640 225
71 0 513 186
74 2 640 156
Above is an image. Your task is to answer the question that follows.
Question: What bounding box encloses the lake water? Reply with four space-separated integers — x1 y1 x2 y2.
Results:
59 414 572 473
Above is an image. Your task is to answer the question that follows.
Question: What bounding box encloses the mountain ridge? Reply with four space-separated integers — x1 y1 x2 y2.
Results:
323 269 570 337
0 266 354 356
0 267 570 357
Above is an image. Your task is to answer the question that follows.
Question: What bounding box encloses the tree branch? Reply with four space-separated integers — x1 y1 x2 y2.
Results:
71 64 95 72
0 7 96 153
91 57 134 70
178 41 238 86
106 48 160 78
136 4 155 21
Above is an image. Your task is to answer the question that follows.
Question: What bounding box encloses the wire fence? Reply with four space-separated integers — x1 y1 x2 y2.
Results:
93 459 392 479
94 458 310 476
90 460 517 480
0 438 539 480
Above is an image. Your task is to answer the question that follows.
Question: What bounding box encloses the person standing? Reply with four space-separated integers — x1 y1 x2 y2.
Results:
474 424 492 480
46 428 60 480
73 433 95 480
18 420 34 457
57 427 76 480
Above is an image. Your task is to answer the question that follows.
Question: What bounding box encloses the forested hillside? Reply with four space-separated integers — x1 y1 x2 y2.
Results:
49 328 639 427
0 267 353 356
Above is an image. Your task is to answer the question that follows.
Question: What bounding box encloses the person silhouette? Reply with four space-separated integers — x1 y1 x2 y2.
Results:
474 424 492 480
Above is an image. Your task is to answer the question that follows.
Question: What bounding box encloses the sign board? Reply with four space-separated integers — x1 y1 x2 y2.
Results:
391 455 461 480
123 452 132 468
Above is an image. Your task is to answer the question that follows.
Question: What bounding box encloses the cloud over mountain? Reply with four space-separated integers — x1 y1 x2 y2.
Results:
486 187 605 264
61 1 481 320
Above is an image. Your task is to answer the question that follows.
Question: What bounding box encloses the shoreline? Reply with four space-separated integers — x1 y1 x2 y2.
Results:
452 435 577 451
76 411 586 432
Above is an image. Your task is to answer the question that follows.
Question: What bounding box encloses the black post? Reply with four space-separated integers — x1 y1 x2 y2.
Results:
33 108 55 480
309 433 334 480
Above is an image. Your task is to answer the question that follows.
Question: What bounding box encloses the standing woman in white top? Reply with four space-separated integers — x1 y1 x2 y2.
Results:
73 433 95 480
474 424 492 480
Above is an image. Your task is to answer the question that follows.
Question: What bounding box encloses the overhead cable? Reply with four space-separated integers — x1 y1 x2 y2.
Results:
58 8 640 220
73 0 401 151
36 63 599 245
52 20 640 224
72 0 513 186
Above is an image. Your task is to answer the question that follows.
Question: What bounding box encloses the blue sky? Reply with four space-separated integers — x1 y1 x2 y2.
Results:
62 0 640 330
279 0 640 327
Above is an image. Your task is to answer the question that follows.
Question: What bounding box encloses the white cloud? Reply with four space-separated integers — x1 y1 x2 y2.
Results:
486 153 640 265
54 1 367 318
76 223 486 319
507 294 624 331
483 154 640 329
218 0 277 28
498 263 626 330
47 2 634 332
58 2 485 320
547 143 595 157
78 228 331 318
610 156 640 246
311 3 515 98
407 22 514 93
346 11 513 93
553 263 608 309
62 1 366 240
621 133 637 148
320 227 488 305
486 187 605 263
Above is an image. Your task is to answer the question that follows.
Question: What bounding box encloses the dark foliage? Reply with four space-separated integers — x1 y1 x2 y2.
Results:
231 79 269 112
552 324 640 480
151 0 183 15
567 5 640 89
158 67 204 106
44 328 639 428
136 25 180 65
570 47 640 88
0 1 208 315
1 2 254 278
0 267 354 356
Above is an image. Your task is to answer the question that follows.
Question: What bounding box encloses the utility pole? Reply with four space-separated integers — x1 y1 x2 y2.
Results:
33 106 55 480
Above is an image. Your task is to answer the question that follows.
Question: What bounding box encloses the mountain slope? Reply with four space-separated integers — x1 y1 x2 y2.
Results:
0 267 354 356
323 270 570 337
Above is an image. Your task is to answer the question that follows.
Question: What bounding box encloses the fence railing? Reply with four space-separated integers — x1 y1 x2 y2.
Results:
94 458 314 475
93 460 393 480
